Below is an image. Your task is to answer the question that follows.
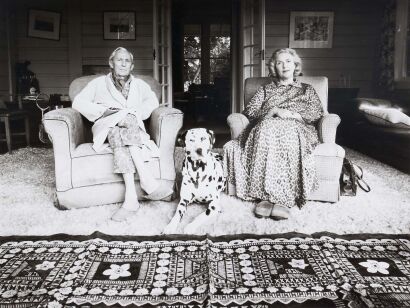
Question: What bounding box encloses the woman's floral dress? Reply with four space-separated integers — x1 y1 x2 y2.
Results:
223 80 324 208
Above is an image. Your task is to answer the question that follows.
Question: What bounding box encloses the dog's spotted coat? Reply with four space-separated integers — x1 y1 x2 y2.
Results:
163 128 226 234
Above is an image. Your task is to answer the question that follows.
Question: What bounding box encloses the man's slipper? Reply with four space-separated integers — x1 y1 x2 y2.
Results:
271 204 290 220
111 208 135 222
254 201 274 218
142 185 174 201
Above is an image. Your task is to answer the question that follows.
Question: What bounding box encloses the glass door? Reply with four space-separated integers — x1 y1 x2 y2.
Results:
239 0 265 110
153 0 172 106
183 24 231 90
181 23 231 122
183 24 202 91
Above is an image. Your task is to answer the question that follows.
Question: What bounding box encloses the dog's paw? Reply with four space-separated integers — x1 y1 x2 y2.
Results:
183 222 199 234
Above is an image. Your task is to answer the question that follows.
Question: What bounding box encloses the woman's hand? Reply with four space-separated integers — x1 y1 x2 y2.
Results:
270 108 303 121
275 108 294 119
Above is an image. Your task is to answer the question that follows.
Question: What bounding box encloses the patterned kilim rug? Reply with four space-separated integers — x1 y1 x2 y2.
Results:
1 233 410 307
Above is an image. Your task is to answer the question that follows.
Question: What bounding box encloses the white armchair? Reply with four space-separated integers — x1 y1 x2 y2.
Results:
227 76 345 202
44 75 183 209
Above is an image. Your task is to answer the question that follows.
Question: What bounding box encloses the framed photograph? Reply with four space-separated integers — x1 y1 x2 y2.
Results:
27 9 61 40
289 11 334 48
103 11 136 40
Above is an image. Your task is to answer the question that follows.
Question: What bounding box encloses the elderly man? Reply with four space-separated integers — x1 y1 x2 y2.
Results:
72 47 173 221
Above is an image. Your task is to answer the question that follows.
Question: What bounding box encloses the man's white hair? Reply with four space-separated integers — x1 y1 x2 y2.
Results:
108 47 134 64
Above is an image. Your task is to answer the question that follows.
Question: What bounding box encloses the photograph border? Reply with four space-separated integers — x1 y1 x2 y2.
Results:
103 11 136 40
289 11 334 48
27 9 61 41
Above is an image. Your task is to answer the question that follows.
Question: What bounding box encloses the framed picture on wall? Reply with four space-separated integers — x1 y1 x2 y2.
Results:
103 11 136 40
289 11 334 48
27 9 61 40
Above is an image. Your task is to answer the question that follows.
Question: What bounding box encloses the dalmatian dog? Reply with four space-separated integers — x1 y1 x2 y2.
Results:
163 128 226 234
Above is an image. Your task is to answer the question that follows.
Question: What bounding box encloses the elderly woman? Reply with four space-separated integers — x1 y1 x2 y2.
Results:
223 48 323 220
73 47 172 221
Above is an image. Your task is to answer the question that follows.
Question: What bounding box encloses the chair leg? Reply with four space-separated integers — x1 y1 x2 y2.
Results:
24 116 30 146
4 117 11 153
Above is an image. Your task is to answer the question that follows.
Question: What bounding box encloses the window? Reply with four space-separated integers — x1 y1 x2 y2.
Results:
183 24 201 91
210 24 231 83
183 24 231 91
405 0 410 78
395 0 410 87
406 2 410 76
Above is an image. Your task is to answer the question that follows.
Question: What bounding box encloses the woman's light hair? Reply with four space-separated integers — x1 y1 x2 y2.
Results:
108 47 134 65
268 48 302 77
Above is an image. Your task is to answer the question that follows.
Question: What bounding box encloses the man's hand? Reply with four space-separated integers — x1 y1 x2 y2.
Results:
102 107 120 117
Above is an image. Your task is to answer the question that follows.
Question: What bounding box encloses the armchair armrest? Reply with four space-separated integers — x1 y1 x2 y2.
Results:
227 113 249 139
317 113 341 143
43 108 86 191
149 106 183 180
43 108 86 151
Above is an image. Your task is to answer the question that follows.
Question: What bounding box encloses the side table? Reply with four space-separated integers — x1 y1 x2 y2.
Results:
0 109 30 153
20 95 71 146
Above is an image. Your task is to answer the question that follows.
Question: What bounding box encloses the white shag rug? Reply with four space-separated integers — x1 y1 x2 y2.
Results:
0 147 409 236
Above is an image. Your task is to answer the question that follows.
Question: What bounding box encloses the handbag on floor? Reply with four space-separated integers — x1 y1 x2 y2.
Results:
340 158 371 196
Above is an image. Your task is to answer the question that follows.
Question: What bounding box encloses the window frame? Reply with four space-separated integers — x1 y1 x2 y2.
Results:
210 35 231 83
182 23 231 89
395 0 410 88
182 27 202 91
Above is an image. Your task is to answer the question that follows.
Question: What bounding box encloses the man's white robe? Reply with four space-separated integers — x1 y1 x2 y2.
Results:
72 73 159 158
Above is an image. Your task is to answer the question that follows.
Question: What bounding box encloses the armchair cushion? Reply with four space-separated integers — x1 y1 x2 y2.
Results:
71 143 160 187
356 97 393 109
361 107 410 129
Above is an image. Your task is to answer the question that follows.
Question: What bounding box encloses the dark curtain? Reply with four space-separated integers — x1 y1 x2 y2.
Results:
378 0 396 95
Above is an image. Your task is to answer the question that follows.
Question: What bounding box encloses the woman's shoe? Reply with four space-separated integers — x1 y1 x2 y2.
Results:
254 201 274 218
271 204 290 220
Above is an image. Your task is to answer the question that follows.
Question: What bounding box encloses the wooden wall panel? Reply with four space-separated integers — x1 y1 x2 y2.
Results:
81 0 153 76
10 0 154 96
0 3 10 99
7 0 384 98
265 0 384 96
14 0 70 96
